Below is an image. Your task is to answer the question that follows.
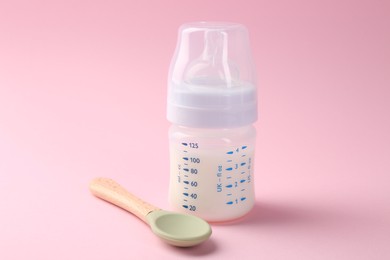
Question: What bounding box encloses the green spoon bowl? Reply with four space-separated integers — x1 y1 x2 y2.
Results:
147 210 211 247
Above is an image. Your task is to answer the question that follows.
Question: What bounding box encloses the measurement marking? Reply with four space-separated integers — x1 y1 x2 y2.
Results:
241 197 247 201
183 193 189 196
183 157 189 161
184 163 188 166
184 175 188 177
227 176 232 179
242 146 247 149
241 189 246 191
226 167 233 171
184 187 189 190
182 143 188 146
241 154 246 157
241 171 245 174
184 199 188 202
241 162 246 166
240 179 246 183
227 159 232 162
227 193 232 196
227 151 234 154
226 201 233 205
226 184 233 188
183 181 189 184
183 168 189 172
183 150 188 153
182 205 189 209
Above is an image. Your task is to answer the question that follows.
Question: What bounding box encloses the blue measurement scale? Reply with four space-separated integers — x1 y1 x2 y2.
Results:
178 142 199 212
177 142 253 215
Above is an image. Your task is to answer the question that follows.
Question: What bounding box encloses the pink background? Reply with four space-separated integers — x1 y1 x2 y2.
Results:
1 0 389 259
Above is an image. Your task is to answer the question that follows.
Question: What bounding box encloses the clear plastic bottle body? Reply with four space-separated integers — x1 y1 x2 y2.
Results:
167 22 258 222
168 124 256 222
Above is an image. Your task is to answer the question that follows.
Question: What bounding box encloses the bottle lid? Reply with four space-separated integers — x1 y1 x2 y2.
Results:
167 22 258 128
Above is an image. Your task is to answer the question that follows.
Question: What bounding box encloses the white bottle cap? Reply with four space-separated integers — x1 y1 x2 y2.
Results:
167 22 258 128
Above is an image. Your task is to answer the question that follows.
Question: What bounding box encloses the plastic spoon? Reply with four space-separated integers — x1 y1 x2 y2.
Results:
89 178 212 247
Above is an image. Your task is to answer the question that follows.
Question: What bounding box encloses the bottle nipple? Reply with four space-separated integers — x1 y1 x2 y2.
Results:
184 30 239 88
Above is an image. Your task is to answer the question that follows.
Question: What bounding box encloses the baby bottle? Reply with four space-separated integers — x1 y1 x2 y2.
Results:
167 22 258 222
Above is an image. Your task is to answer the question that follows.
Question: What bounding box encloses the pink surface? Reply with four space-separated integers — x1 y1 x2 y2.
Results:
1 0 389 259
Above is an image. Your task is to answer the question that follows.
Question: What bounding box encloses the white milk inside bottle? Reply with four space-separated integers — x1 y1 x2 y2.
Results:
169 125 256 222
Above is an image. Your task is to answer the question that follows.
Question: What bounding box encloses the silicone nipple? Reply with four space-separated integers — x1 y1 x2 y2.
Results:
184 30 239 87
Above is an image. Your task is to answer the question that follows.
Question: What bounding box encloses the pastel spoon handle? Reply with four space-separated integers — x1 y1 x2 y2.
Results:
89 178 160 223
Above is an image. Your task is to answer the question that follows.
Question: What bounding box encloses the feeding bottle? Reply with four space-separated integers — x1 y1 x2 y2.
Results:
167 22 258 222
